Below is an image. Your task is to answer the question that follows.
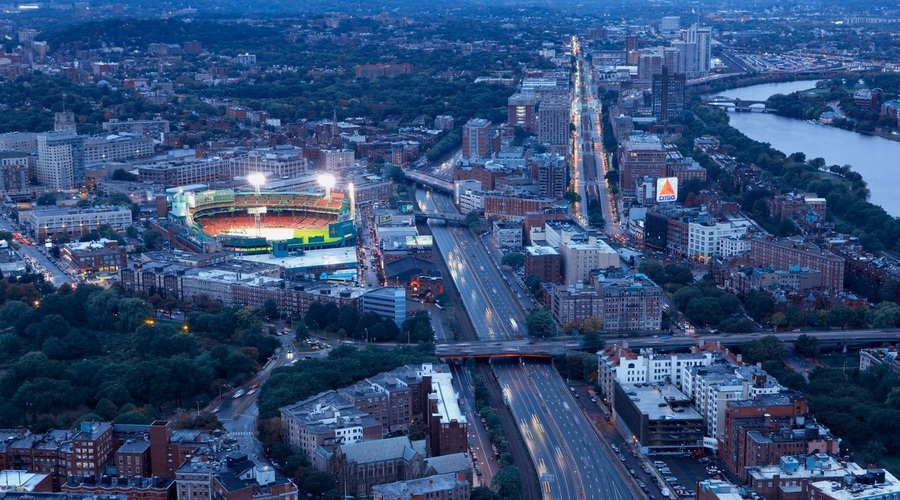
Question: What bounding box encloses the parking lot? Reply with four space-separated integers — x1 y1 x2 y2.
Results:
648 453 723 498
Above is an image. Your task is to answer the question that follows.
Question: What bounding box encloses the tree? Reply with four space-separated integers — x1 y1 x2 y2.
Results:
744 290 774 322
580 316 603 333
36 193 57 206
294 322 310 342
465 210 482 231
526 308 556 338
794 334 820 358
492 466 522 499
741 336 786 365
501 252 525 269
263 298 279 320
302 470 336 497
143 230 164 250
581 332 604 353
471 486 503 500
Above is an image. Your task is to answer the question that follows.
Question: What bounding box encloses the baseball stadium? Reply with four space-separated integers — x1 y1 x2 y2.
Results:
168 189 355 254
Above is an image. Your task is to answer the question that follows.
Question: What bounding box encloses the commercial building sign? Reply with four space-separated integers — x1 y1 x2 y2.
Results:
656 177 678 203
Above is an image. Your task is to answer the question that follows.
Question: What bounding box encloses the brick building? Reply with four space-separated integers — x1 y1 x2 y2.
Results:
749 238 845 291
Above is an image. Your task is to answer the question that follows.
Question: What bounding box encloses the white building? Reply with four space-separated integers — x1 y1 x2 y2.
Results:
37 132 85 189
322 149 355 170
597 346 715 406
561 239 619 286
454 179 482 205
687 218 752 259
28 205 133 240
83 133 154 163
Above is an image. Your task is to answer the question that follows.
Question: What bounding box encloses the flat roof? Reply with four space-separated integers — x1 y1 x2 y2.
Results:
238 247 357 271
422 365 465 425
525 245 559 256
620 383 702 421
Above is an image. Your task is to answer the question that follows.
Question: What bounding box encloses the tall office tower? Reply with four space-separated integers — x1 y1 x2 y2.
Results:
508 91 536 131
461 118 492 159
686 24 711 75
537 99 570 146
37 132 85 190
660 16 680 35
651 66 686 122
625 35 640 65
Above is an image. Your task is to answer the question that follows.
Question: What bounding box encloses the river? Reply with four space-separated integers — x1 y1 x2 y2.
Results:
711 80 900 217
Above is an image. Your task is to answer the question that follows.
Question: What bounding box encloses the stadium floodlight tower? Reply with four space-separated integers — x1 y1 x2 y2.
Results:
247 172 266 196
318 173 336 199
246 172 268 237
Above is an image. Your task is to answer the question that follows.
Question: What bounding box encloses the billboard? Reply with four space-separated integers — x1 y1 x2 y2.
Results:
656 177 678 203
398 202 414 213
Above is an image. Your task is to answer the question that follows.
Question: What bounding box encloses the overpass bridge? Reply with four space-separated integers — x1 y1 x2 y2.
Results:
403 169 454 193
435 329 900 360
412 210 467 224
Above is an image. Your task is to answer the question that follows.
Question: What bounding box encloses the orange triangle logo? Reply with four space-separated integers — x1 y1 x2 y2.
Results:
659 179 675 196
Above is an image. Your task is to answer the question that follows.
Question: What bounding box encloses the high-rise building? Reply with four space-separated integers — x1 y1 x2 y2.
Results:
651 66 686 122
507 91 536 131
637 48 664 82
461 118 491 159
618 135 667 200
660 16 680 34
685 24 712 75
535 153 566 199
625 35 640 65
36 131 85 189
537 99 569 146
671 40 700 76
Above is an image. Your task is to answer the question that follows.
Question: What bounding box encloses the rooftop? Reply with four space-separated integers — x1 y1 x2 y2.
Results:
619 383 702 421
422 364 466 425
524 245 560 256
371 473 468 498
238 247 358 272
809 467 900 500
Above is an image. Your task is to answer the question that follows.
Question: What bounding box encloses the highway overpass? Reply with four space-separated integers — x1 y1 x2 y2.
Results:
436 329 900 360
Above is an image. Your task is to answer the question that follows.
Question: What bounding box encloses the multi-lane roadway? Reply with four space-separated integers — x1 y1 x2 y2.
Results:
416 189 525 340
495 362 637 500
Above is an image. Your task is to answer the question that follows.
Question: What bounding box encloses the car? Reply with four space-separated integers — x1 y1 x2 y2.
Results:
619 454 626 462
610 444 619 453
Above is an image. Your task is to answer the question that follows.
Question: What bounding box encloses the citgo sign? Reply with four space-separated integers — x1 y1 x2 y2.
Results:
656 177 678 203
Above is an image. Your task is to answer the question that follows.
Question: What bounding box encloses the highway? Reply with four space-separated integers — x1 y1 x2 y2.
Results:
496 362 637 500
416 188 525 340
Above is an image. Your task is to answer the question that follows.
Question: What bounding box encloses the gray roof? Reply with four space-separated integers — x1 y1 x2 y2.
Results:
372 473 468 498
116 440 150 454
340 436 419 465
424 453 472 475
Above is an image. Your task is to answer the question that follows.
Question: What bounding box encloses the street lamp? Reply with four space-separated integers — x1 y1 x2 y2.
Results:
317 173 336 199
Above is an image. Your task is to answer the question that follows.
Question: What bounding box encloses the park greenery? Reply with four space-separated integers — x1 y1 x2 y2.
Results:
0 279 281 431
